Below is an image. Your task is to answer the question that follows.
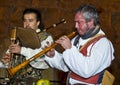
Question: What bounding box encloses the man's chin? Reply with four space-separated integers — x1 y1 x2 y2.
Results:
79 32 84 36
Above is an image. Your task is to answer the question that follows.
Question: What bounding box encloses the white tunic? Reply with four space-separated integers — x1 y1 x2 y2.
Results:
0 62 8 68
45 29 115 85
0 29 53 69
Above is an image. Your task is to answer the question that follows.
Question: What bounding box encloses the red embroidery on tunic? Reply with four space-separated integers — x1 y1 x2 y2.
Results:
70 34 106 84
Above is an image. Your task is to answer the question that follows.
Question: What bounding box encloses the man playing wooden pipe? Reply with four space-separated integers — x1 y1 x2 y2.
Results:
45 4 115 85
3 8 53 84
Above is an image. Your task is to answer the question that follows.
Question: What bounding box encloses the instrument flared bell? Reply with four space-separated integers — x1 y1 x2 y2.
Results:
7 31 77 77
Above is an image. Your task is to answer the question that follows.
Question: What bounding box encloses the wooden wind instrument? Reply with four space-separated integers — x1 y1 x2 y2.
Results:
38 19 66 33
8 28 17 68
7 31 77 77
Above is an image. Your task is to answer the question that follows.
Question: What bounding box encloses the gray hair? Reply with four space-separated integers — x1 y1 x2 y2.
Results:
75 4 100 25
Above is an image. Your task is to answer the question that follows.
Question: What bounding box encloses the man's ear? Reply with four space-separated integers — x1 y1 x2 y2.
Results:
37 21 40 26
88 19 94 28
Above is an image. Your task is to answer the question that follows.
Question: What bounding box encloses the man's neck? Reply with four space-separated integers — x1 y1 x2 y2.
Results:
81 25 100 39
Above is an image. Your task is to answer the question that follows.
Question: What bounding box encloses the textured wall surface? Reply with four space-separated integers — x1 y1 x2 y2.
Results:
0 0 120 84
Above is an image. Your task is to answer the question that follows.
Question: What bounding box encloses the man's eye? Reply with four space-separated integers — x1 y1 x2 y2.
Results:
23 20 26 22
29 19 33 22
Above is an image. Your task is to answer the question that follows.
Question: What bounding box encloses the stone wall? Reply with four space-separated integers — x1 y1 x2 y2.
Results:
0 0 120 84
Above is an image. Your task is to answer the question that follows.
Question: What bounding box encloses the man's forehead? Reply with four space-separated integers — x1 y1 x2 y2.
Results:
24 13 37 18
75 13 85 21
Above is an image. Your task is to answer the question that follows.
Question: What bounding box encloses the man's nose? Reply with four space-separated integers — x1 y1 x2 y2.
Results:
75 23 78 28
25 23 30 28
26 22 30 26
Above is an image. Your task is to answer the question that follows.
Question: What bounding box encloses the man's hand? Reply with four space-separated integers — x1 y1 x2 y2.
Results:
46 48 55 57
56 35 72 49
44 42 55 58
1 53 11 64
9 44 21 54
